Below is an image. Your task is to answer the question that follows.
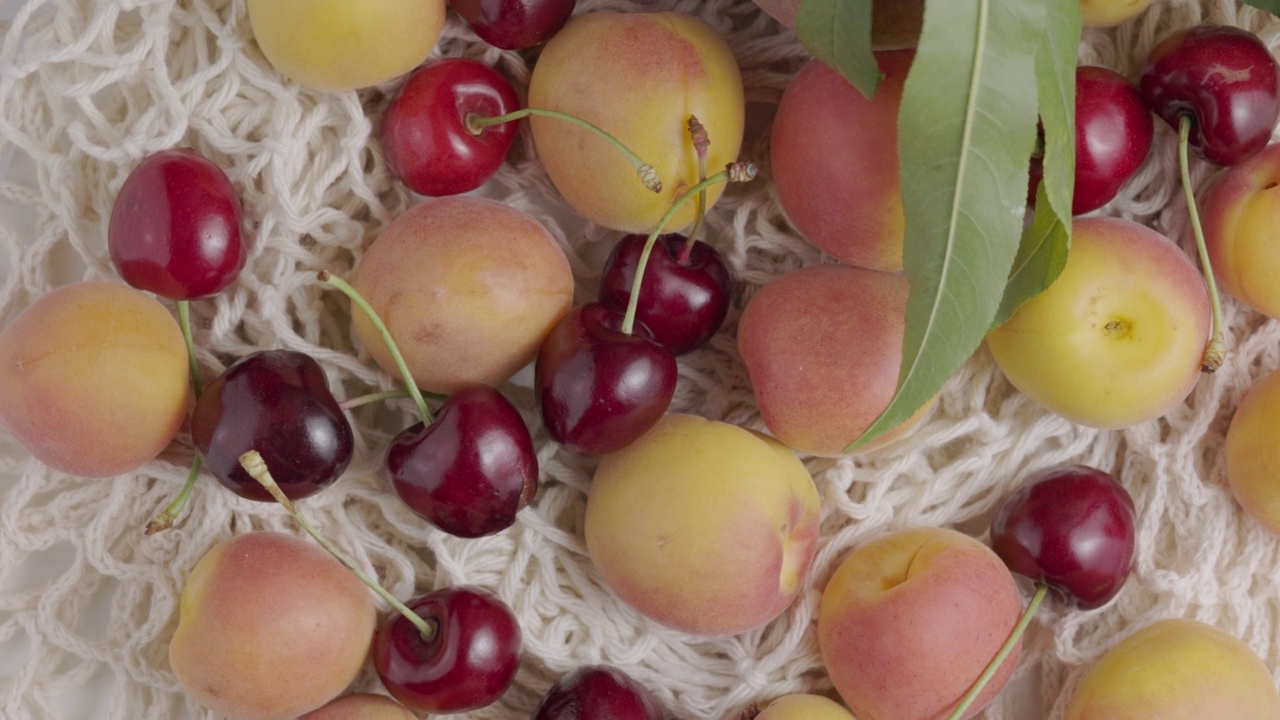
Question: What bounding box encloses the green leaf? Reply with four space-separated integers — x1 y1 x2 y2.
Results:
1240 0 1280 16
795 0 879 99
994 183 1070 328
845 0 1044 452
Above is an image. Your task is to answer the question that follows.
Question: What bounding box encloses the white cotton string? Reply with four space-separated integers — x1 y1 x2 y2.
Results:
1 1 1279 719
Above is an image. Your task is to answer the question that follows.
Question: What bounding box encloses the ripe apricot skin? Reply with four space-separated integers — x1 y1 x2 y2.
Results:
0 281 189 477
1225 365 1280 536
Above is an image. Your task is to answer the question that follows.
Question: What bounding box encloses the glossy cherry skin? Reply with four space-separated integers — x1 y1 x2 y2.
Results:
381 57 521 197
373 586 522 714
1073 66 1154 215
190 350 353 502
448 0 576 50
990 464 1137 609
387 384 538 538
1141 25 1280 167
597 232 732 355
535 303 677 456
108 148 246 300
532 665 664 720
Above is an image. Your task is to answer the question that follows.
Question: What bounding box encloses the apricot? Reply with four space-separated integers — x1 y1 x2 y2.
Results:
1078 0 1154 28
1064 618 1280 719
0 281 189 477
170 532 376 720
1202 142 1280 320
818 527 1023 720
754 694 855 720
1224 365 1280 536
350 196 574 394
737 264 929 456
298 693 416 720
584 413 821 636
527 12 745 233
246 0 445 90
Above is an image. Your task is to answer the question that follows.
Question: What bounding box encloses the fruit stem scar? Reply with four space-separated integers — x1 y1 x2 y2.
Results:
1177 113 1226 372
240 449 438 642
944 582 1048 720
467 108 663 193
1104 319 1130 338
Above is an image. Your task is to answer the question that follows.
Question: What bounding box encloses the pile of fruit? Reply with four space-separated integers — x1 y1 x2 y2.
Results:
2 0 1280 718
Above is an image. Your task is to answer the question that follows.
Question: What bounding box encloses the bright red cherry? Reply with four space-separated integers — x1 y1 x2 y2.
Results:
597 232 731 355
990 464 1137 609
190 350 353 502
1072 66 1154 215
534 303 677 456
373 586 521 714
387 384 538 538
381 58 521 196
532 665 664 720
1140 25 1280 167
108 148 246 300
448 0 577 50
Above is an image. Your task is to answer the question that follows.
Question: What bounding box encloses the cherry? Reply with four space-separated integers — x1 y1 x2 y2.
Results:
108 148 246 300
990 464 1137 609
373 586 522 714
597 232 731 355
1072 66 1154 215
190 350 353 502
387 384 538 538
532 665 664 720
1140 25 1280 168
448 0 577 50
535 302 677 456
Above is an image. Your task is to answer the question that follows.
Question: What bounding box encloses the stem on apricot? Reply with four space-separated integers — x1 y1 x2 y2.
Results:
318 271 434 424
144 455 203 535
681 115 712 263
468 108 662 193
944 582 1048 720
239 449 438 642
1178 113 1227 372
620 161 758 336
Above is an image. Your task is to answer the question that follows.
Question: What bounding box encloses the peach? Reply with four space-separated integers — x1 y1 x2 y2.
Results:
246 0 445 90
818 527 1024 720
771 52 913 271
350 196 574 394
0 281 189 477
753 0 924 49
298 693 416 720
1224 364 1280 536
527 12 745 233
584 413 821 636
754 694 855 720
986 216 1211 429
1064 618 1280 719
1202 141 1280 320
169 532 377 720
737 264 930 456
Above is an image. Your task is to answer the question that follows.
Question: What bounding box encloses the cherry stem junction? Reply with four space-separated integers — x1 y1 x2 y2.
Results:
318 271 434 425
468 108 661 193
621 161 758 336
1178 113 1226 372
240 449 437 642
145 300 204 535
681 115 712 262
944 582 1049 720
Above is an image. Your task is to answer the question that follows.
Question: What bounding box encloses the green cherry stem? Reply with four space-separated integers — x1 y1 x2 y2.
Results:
944 583 1049 720
1178 113 1227 373
681 115 712 262
620 160 758 336
240 449 438 641
468 108 662 193
318 270 434 425
145 299 204 535
176 300 203 396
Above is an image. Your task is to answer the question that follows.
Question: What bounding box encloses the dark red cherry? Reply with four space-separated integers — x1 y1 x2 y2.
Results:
108 148 246 300
373 586 522 714
381 58 521 196
387 384 538 538
534 303 677 456
990 464 1137 609
1140 25 1280 167
448 0 577 50
532 665 664 720
1073 66 1154 215
190 350 353 502
597 233 731 355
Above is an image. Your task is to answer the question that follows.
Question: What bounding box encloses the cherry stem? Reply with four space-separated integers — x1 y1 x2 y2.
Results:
239 449 438 642
944 582 1048 720
468 108 662 193
338 388 447 411
144 455 202 535
176 300 203 396
1177 113 1226 372
318 271 434 424
620 161 758 336
680 115 711 263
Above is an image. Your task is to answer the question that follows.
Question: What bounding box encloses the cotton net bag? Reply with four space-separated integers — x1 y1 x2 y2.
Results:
2 0 1279 718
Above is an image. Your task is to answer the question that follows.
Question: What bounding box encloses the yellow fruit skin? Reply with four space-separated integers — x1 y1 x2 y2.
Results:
1202 142 1280 320
1079 0 1154 28
1225 366 1280 536
756 694 855 720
